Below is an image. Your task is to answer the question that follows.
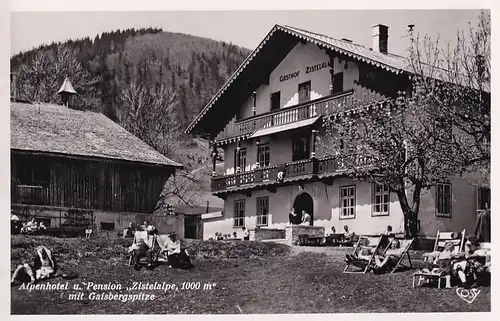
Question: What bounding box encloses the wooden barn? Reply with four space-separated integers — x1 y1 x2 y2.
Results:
10 90 184 236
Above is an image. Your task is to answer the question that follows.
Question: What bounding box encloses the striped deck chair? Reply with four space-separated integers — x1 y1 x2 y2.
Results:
378 238 414 273
128 231 160 265
343 235 384 274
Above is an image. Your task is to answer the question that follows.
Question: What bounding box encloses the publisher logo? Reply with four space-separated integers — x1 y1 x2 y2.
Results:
456 287 481 304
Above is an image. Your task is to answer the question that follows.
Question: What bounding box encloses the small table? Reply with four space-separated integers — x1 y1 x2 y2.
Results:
413 271 451 288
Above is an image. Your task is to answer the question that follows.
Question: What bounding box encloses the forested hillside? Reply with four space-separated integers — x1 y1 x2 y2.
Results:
11 28 250 170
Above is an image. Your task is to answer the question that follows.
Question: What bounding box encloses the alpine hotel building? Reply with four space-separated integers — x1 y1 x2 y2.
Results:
186 24 490 242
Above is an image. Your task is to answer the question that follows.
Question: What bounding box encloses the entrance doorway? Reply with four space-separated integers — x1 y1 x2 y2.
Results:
292 192 314 225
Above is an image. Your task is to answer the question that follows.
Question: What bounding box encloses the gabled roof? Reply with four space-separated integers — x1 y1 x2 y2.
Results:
185 24 410 136
11 102 183 168
57 77 78 95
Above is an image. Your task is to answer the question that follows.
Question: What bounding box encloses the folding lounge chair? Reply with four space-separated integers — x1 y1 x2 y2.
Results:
425 229 466 261
414 229 466 287
379 238 414 273
155 234 172 262
343 235 384 274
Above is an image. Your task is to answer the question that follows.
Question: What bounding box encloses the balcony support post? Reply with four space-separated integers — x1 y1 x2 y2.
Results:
252 91 257 116
255 138 260 168
211 140 218 176
236 139 241 174
310 129 318 159
329 54 335 95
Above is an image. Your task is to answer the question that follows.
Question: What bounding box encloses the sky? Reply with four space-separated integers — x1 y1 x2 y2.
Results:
10 10 484 57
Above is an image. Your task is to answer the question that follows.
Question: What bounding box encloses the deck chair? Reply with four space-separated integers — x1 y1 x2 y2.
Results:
128 231 161 265
423 229 466 263
343 235 384 274
379 238 414 273
155 234 172 262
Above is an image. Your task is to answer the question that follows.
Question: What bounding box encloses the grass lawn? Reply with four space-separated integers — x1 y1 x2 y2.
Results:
10 235 490 314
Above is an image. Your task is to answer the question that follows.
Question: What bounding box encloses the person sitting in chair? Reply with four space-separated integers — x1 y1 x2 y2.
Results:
372 239 402 272
242 227 249 240
300 210 311 226
11 246 56 285
417 241 456 287
146 224 158 236
453 236 489 288
343 225 355 245
123 222 135 239
165 233 193 269
128 238 153 270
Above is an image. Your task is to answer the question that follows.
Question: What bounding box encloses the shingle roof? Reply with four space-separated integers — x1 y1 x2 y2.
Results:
280 25 409 73
11 102 183 168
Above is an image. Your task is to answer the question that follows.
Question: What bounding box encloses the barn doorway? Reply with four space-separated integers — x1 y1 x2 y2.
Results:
292 192 314 225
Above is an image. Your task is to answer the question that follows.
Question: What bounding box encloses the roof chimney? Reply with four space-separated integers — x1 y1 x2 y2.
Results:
372 24 389 54
57 77 77 107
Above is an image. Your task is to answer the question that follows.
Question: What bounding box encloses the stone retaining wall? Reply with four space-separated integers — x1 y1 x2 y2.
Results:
250 228 286 241
285 225 325 245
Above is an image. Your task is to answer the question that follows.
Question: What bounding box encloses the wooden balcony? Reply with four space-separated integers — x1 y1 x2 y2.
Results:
211 155 372 193
13 185 44 205
216 89 385 141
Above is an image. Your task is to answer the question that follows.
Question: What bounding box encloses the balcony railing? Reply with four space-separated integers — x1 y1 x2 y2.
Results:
211 155 372 192
216 89 385 141
14 185 44 205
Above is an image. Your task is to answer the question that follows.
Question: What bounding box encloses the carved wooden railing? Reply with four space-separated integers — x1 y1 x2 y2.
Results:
211 155 373 192
215 89 381 140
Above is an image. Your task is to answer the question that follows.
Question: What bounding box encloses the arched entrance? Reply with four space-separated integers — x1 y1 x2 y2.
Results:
292 192 314 225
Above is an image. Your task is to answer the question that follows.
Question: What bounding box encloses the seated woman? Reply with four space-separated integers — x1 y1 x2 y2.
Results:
165 233 193 269
416 241 456 287
372 239 403 272
453 236 489 288
345 238 374 262
128 238 153 270
300 210 311 226
11 246 56 285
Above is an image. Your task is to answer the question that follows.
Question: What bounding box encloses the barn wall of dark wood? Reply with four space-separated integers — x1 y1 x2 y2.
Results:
11 152 174 214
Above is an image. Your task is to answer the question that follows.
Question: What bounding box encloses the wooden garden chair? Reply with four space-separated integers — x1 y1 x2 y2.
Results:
343 235 384 274
379 238 414 273
423 229 466 262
